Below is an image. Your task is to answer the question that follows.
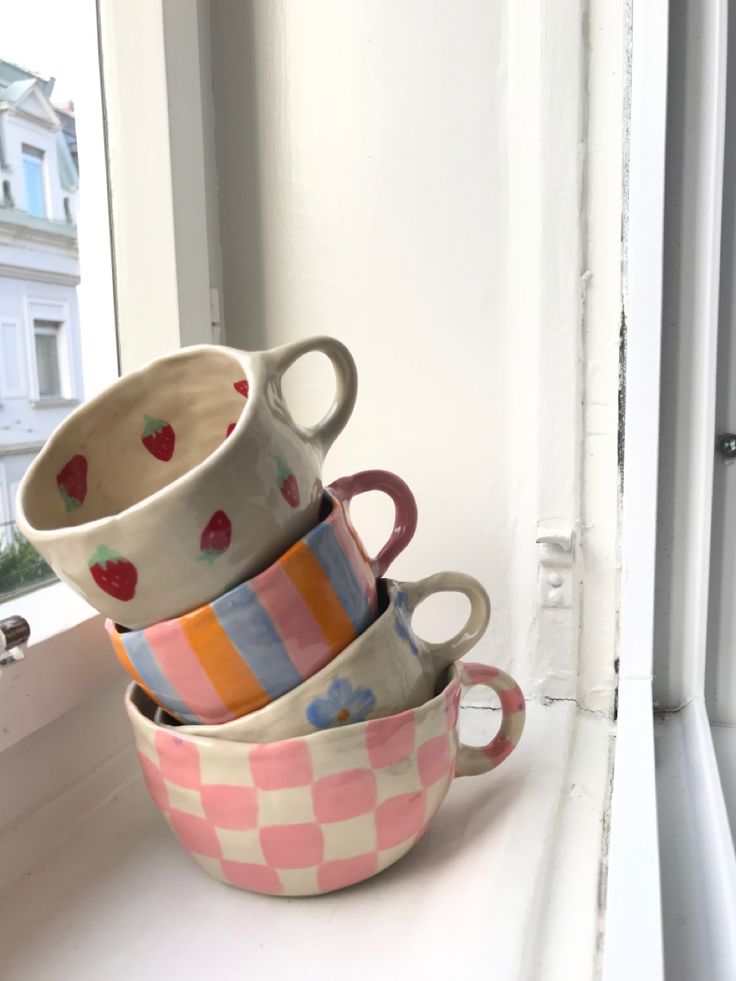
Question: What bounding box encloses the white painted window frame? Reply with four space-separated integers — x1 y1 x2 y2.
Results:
601 0 667 974
97 0 216 372
24 298 74 403
653 0 736 975
606 1 736 978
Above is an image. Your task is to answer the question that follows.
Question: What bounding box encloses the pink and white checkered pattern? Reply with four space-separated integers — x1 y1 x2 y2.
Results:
126 661 525 896
129 680 462 897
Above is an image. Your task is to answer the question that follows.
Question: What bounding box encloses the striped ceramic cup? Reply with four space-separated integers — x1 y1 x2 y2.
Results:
105 470 417 725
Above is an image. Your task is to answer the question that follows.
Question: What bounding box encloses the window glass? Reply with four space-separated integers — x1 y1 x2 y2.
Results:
33 321 62 397
22 146 45 218
0 16 118 603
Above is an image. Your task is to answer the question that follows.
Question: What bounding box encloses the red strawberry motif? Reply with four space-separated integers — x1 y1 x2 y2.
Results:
198 510 232 564
89 545 137 601
56 454 87 512
141 415 175 462
276 458 300 508
226 422 236 437
233 379 249 398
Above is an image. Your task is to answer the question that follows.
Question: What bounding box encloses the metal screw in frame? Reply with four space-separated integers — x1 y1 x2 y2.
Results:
0 615 30 667
716 433 736 460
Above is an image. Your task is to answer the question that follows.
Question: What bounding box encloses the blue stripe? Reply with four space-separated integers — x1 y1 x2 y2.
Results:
121 632 200 725
212 584 302 699
307 523 371 633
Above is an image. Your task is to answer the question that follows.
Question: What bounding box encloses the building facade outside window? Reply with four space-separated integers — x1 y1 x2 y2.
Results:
0 59 82 598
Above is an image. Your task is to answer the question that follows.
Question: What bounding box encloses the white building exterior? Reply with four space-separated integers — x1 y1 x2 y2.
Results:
0 60 81 545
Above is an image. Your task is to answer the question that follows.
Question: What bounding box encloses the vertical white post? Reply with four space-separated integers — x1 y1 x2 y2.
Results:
602 0 668 975
98 0 217 372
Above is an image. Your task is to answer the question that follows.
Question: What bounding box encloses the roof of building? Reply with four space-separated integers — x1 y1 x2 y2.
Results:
0 78 37 104
0 59 55 98
0 58 78 191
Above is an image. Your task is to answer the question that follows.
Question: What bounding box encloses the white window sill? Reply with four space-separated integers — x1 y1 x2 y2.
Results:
28 397 79 409
0 695 614 980
657 700 736 980
711 721 736 839
0 579 96 647
0 580 123 752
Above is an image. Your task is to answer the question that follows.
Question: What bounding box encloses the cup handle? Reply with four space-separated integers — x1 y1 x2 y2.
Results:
454 661 526 776
402 571 491 672
269 335 358 457
328 470 418 576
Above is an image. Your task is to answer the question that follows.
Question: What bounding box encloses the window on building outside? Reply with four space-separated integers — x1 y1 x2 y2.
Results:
33 319 63 398
22 145 46 218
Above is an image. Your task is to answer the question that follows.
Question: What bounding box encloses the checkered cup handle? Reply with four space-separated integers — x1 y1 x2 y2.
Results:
402 571 492 674
329 470 418 576
454 661 526 777
266 336 358 457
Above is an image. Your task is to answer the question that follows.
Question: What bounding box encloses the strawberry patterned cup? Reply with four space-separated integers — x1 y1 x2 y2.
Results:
15 336 358 629
106 470 418 725
126 660 525 897
152 570 490 739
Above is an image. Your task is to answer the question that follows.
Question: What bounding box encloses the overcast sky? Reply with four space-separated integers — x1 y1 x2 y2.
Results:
0 0 85 106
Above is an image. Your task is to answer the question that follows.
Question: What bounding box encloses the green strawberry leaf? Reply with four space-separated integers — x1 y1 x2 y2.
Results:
142 415 167 438
89 544 120 568
59 485 81 513
276 457 292 482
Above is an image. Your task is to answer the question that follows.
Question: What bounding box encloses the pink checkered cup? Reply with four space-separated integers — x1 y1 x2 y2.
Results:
125 660 525 897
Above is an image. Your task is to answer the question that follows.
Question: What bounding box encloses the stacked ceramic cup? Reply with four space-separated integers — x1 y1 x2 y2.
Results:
16 335 525 897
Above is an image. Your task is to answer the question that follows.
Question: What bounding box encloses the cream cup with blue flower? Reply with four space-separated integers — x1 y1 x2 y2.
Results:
154 571 491 743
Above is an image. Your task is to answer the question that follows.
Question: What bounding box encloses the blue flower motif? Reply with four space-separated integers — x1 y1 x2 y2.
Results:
393 589 418 655
306 677 376 729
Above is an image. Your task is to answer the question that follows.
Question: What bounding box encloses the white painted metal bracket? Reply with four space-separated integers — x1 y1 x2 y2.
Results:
536 522 575 609
532 519 578 700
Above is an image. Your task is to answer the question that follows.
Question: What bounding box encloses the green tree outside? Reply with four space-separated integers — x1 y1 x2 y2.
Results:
0 530 56 601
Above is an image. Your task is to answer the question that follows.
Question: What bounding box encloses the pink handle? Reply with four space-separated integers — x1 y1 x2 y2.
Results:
328 470 418 576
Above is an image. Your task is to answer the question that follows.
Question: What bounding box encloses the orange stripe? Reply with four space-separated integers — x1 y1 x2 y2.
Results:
180 605 269 717
281 545 356 655
108 627 155 702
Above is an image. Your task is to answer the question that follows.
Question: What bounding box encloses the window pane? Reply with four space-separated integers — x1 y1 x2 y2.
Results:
0 28 118 603
34 325 61 397
22 149 45 218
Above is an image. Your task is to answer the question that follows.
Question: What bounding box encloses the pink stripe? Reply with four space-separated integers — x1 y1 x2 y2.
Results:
144 620 237 723
249 563 331 679
330 508 377 616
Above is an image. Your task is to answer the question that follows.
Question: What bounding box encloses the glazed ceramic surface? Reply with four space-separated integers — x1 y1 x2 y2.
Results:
106 470 418 725
126 660 525 897
157 571 490 741
15 336 358 629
